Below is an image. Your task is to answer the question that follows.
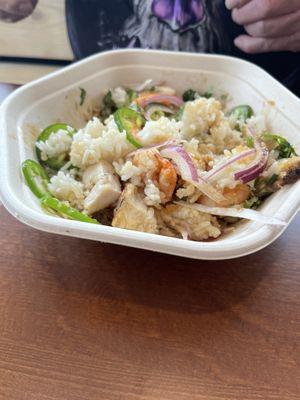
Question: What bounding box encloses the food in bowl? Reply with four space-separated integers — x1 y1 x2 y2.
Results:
21 82 300 241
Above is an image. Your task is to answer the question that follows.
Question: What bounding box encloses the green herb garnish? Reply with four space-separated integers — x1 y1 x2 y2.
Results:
101 90 117 119
79 87 86 106
182 89 198 102
267 174 279 185
246 136 254 148
262 133 297 159
126 89 138 105
175 105 185 121
182 88 213 102
103 90 115 108
244 196 262 209
202 90 213 99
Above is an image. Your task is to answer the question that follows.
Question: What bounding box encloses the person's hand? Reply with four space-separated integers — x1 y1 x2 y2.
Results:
0 0 38 22
225 0 300 53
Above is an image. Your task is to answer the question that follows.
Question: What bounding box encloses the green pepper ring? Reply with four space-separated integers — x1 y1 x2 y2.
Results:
35 123 76 170
228 105 254 122
114 108 145 148
21 159 51 199
40 196 100 224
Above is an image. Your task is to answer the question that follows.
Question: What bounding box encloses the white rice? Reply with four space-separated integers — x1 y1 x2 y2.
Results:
70 116 133 169
111 87 129 108
176 183 200 203
181 97 222 139
159 204 221 240
210 119 239 145
36 129 72 161
144 179 162 206
48 171 85 210
36 82 292 241
183 138 200 156
246 114 267 134
113 160 142 185
200 146 255 189
137 117 182 146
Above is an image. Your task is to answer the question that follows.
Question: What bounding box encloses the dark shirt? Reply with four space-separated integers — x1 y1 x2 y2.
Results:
66 0 300 96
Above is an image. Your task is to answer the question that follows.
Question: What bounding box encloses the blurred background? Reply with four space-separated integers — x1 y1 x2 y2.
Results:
0 0 71 84
0 0 299 93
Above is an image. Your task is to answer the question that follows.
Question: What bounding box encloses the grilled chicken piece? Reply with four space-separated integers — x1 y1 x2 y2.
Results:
158 204 221 240
82 161 121 215
112 184 158 233
255 156 300 199
274 156 300 187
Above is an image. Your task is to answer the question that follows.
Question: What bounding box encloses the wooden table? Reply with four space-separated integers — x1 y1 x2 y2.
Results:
0 86 299 400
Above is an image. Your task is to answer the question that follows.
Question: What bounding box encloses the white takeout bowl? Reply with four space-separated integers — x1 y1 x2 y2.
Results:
0 49 299 260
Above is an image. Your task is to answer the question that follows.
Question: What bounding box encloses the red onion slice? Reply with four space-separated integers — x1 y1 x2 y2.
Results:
205 148 256 180
205 128 268 184
174 201 286 226
160 145 226 203
235 148 269 183
144 104 175 121
138 94 183 109
161 145 199 181
181 231 190 240
234 131 269 183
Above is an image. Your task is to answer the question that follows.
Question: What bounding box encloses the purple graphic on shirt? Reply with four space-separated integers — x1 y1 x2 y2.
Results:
151 0 205 31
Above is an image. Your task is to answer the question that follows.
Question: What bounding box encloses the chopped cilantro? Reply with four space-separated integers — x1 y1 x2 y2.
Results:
202 90 213 99
175 105 185 121
254 176 274 199
183 88 214 102
220 93 229 101
244 196 262 209
182 89 198 102
101 90 117 119
126 89 138 105
262 133 297 159
103 90 115 108
79 87 86 106
246 136 254 148
267 174 279 185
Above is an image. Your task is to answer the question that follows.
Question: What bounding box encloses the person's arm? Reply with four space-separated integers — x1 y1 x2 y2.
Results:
225 0 300 53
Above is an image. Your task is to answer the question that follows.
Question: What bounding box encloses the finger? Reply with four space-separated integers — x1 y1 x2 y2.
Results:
0 0 35 14
234 32 300 53
232 0 300 25
244 9 300 38
225 0 251 10
0 0 18 13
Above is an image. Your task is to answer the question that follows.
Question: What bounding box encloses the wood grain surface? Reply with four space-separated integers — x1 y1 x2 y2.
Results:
0 62 60 84
0 201 299 400
0 85 299 400
0 0 73 60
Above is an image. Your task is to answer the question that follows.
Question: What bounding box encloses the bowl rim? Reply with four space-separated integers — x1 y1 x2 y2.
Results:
1 49 299 260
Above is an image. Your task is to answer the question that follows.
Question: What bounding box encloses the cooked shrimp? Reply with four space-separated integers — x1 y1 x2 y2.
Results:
134 91 155 107
199 184 251 207
133 150 177 203
154 155 177 202
135 91 178 107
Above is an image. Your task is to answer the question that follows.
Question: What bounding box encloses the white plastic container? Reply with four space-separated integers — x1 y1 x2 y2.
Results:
0 49 299 259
